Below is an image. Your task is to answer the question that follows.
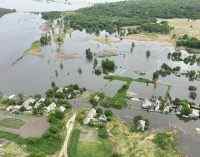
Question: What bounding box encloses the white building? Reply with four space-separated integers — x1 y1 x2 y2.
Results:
46 102 57 113
59 106 66 112
23 98 36 111
142 99 152 109
83 108 96 125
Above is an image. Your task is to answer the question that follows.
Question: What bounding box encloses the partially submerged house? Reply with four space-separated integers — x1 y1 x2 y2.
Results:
142 99 152 109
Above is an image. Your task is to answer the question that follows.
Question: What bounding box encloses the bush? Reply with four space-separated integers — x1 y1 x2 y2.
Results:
98 127 108 139
176 35 200 49
153 133 175 150
104 110 113 117
179 101 192 116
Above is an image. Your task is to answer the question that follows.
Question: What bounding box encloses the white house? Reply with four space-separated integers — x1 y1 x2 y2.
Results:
46 102 57 113
56 88 63 93
59 106 66 112
83 108 96 125
23 98 36 111
138 120 146 131
142 99 152 109
99 114 107 122
190 109 199 119
8 95 16 100
154 99 160 112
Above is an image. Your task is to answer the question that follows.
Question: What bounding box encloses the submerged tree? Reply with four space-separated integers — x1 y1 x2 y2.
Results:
85 48 93 61
146 50 151 59
101 58 115 74
93 58 98 69
78 68 82 74
60 63 64 70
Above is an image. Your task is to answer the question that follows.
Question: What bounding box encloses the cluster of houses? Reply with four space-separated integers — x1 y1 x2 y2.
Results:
6 96 66 115
141 96 200 119
3 85 83 114
83 108 108 126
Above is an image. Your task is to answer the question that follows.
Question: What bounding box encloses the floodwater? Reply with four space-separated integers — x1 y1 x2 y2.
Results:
0 0 200 156
0 10 200 105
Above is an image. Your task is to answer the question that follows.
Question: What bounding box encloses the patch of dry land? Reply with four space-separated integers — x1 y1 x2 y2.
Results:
126 18 200 45
70 112 182 157
167 18 200 39
107 118 181 157
0 111 49 138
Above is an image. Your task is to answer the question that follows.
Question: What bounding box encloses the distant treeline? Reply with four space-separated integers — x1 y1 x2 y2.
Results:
42 0 200 34
0 8 15 17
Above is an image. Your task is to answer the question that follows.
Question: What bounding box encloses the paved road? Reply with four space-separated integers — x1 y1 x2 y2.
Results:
58 113 76 157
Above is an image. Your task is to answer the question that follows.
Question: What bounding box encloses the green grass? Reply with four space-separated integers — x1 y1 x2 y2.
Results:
24 40 41 53
104 75 153 109
111 83 130 109
104 75 133 109
104 75 153 84
68 128 80 157
0 131 26 145
76 139 112 157
0 118 25 129
68 127 112 157
133 77 154 84
0 111 66 156
104 75 133 83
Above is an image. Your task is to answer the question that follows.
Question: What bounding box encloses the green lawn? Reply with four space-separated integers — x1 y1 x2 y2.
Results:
104 75 133 83
76 139 112 157
68 128 112 157
0 118 25 129
0 111 66 156
68 129 80 157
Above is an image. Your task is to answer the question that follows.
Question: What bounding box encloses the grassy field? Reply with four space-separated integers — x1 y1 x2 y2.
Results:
68 115 181 157
0 118 25 129
76 139 112 157
107 118 181 157
3 142 27 157
167 18 200 40
0 111 67 156
127 18 200 44
68 126 112 157
24 40 42 56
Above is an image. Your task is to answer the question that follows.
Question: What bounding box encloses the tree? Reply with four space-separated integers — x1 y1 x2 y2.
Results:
153 133 175 150
78 68 82 74
104 110 113 117
101 58 115 74
93 58 98 69
153 71 159 81
98 127 108 139
85 48 93 61
180 101 192 116
51 81 56 88
146 50 151 59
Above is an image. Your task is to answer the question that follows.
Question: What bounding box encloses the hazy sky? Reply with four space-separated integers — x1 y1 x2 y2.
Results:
0 0 123 12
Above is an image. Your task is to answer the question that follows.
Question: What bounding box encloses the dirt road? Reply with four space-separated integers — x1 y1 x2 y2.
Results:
58 113 76 157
